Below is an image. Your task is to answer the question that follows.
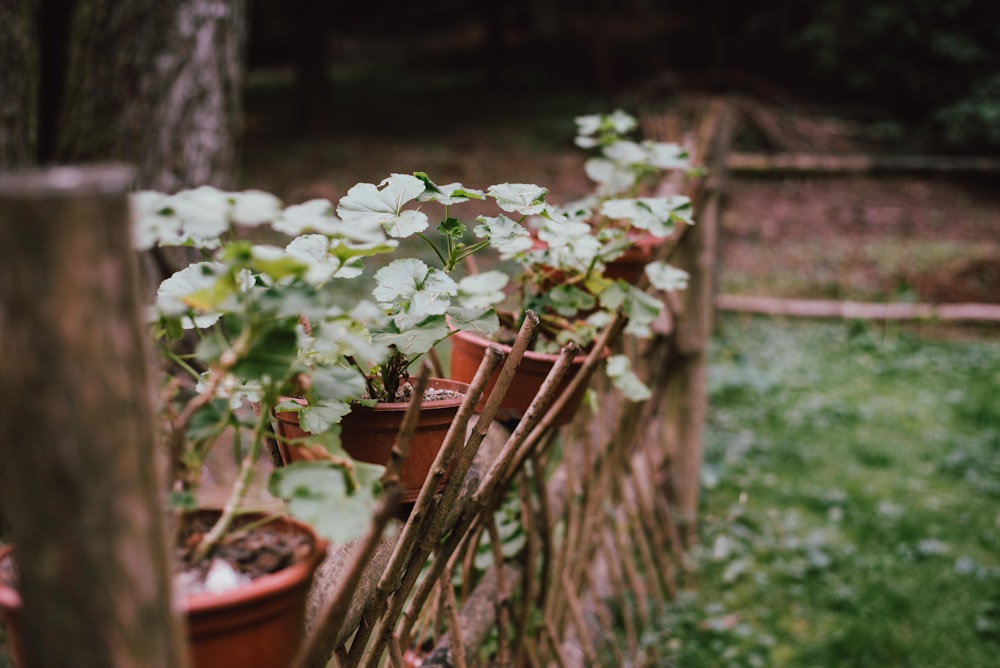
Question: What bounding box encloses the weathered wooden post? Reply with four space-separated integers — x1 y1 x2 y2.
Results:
659 99 735 545
0 165 188 667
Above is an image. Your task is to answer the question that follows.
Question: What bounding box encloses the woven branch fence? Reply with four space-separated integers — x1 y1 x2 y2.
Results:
294 97 736 668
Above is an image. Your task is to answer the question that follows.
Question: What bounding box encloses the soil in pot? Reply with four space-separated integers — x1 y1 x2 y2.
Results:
274 378 467 504
0 511 327 668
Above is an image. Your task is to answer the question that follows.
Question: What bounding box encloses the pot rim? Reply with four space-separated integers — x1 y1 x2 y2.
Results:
0 545 18 611
0 516 328 615
450 327 601 365
275 377 469 422
183 510 327 613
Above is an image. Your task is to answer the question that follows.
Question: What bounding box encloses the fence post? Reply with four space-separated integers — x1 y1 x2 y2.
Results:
0 165 189 667
663 100 735 545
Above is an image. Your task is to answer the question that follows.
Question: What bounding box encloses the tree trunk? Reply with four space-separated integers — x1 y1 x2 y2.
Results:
57 0 247 190
0 0 37 168
0 165 189 668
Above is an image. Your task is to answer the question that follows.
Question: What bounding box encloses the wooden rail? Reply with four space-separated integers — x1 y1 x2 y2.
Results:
718 294 1000 322
727 152 1000 174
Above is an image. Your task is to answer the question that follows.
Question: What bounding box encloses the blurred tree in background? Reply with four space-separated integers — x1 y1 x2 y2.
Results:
712 0 1000 150
0 0 246 188
244 0 999 152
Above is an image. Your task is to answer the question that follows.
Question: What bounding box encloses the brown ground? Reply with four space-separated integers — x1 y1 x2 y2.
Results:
241 97 1000 308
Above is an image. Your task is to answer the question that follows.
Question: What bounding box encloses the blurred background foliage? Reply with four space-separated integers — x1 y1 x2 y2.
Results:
243 0 1000 152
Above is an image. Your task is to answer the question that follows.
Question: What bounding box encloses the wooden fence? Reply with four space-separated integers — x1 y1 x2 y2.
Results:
294 98 734 667
0 99 734 667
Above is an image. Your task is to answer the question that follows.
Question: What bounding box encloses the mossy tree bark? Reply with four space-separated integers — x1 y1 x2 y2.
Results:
1 0 246 192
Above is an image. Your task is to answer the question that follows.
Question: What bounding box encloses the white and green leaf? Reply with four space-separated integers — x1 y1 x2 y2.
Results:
606 354 651 402
457 270 508 309
646 261 690 291
487 183 549 216
337 173 428 238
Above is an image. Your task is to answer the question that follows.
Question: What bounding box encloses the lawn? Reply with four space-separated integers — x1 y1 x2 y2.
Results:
647 315 1000 667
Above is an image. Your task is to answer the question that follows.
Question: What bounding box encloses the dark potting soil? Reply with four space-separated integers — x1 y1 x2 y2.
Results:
384 382 464 404
175 513 314 595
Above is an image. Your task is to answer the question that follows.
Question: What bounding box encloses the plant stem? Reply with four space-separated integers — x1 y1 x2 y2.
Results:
416 232 448 268
192 395 272 563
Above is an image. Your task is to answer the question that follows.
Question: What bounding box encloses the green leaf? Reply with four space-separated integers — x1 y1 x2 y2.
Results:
549 285 597 317
170 490 198 510
268 461 386 544
300 401 352 432
537 219 602 268
438 217 466 239
413 172 485 205
600 197 689 237
165 186 233 246
373 259 458 322
131 190 182 250
583 157 633 196
249 244 309 281
457 271 508 309
372 315 450 356
645 141 690 170
487 183 549 216
309 316 387 365
156 262 227 328
231 190 282 227
574 109 638 146
337 173 428 238
473 214 530 247
645 261 690 291
309 365 367 403
447 306 500 337
185 398 234 440
232 321 299 380
372 258 429 305
606 354 651 402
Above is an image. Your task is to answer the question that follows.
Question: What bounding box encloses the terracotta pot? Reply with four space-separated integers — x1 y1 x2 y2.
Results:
448 329 600 426
0 512 326 668
0 547 25 667
274 378 467 504
603 233 662 284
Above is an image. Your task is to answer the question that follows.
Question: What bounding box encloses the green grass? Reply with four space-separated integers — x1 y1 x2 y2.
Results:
645 316 1000 667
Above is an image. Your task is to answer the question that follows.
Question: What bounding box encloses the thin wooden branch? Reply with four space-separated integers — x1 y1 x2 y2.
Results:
293 484 403 668
558 568 598 665
510 471 537 667
485 515 510 667
361 314 541 666
439 578 468 668
420 563 523 668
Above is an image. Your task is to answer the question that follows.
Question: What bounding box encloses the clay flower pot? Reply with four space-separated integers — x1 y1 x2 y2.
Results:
603 232 662 284
0 512 326 668
449 329 600 426
274 378 468 503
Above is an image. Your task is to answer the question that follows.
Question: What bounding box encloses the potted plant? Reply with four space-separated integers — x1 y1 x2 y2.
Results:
570 108 697 282
267 172 548 500
450 110 695 424
138 186 414 666
0 186 393 668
